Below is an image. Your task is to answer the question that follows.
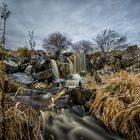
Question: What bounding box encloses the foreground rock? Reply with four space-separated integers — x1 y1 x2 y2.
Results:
10 72 34 85
32 69 54 82
4 60 18 73
66 87 96 112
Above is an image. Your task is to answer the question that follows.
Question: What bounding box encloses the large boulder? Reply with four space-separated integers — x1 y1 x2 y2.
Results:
67 87 95 106
33 55 50 72
32 69 54 82
10 72 34 85
4 60 18 74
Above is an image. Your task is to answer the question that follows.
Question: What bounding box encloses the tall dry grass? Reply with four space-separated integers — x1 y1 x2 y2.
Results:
0 60 42 140
90 71 140 140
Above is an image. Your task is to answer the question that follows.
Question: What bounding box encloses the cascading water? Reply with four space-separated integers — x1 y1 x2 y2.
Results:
67 57 76 74
73 53 87 73
82 53 87 71
50 59 60 79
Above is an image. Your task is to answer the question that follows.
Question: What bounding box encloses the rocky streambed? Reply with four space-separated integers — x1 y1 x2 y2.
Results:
2 48 140 140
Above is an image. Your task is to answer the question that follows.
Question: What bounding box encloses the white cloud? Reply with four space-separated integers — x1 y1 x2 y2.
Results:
3 0 140 49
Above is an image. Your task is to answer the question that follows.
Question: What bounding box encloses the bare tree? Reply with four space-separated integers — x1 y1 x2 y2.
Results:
95 29 128 57
72 42 81 53
28 31 35 51
72 40 94 54
42 32 71 56
0 2 11 48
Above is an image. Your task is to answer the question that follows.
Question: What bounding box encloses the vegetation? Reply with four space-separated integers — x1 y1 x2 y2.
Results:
17 47 32 58
42 32 71 57
0 59 42 140
95 29 128 57
0 2 11 48
28 31 36 51
0 2 140 140
90 71 140 140
0 48 11 60
72 40 94 54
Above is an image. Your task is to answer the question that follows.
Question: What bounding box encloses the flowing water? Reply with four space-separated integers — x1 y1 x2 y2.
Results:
67 57 76 74
51 53 87 78
50 59 60 79
65 80 80 88
73 53 87 73
67 53 87 74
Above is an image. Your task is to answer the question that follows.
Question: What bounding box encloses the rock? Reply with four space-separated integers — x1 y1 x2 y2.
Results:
79 71 87 77
25 65 33 74
4 60 18 74
20 57 30 64
34 55 50 72
67 87 95 106
53 79 66 87
32 69 54 82
10 72 34 85
18 63 28 72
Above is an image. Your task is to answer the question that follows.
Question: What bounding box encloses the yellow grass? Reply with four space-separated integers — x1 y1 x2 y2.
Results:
17 47 32 58
0 102 42 140
90 71 140 140
0 60 42 140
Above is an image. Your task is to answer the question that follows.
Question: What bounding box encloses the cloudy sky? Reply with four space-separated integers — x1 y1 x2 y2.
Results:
1 0 140 50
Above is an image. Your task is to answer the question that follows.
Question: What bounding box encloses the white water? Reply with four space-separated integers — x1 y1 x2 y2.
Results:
51 59 60 79
73 53 87 73
65 80 80 88
67 57 76 74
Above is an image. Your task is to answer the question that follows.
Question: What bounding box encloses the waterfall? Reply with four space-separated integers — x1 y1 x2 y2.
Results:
82 53 87 71
73 53 87 73
50 59 60 79
67 57 76 74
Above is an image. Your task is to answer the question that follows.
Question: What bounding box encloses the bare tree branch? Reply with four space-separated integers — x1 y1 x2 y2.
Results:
95 29 128 56
28 30 35 51
42 32 71 56
0 2 11 48
72 40 94 54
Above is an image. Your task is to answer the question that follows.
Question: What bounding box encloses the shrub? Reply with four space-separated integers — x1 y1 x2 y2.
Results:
17 47 32 58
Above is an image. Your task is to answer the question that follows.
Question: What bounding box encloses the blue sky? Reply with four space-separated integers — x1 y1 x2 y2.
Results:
1 0 140 50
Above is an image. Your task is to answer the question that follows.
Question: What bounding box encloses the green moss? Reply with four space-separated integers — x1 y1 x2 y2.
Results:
0 49 11 60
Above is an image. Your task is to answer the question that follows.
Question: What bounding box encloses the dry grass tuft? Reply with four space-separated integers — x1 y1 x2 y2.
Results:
85 74 98 90
0 60 42 140
17 47 32 58
90 71 140 140
47 89 66 112
0 102 42 140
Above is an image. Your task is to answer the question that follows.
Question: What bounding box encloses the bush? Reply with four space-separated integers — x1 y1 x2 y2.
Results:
0 48 11 60
17 47 32 58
